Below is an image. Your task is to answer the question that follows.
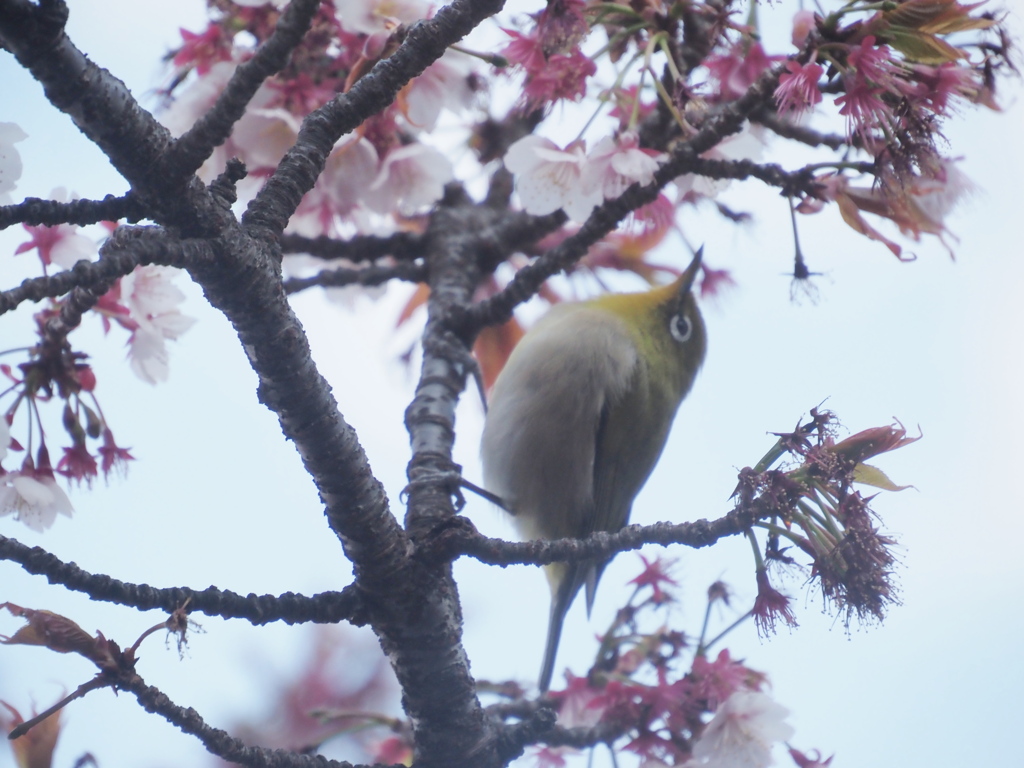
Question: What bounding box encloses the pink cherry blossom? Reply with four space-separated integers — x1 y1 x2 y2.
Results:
774 61 823 115
173 24 232 74
791 10 816 48
835 81 891 144
504 135 600 221
904 62 981 115
98 428 134 478
160 62 236 180
15 190 96 270
705 42 780 102
499 28 547 72
57 443 99 486
846 36 898 92
583 132 665 200
688 691 794 768
553 675 606 727
16 223 96 270
364 143 453 217
532 0 590 57
520 47 595 110
0 122 27 204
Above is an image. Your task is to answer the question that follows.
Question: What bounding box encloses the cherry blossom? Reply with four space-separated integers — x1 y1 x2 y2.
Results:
120 266 196 385
705 42 780 102
909 159 973 230
160 62 236 181
98 428 134 478
554 675 606 728
500 28 547 72
231 104 304 170
791 11 816 48
364 143 453 217
161 61 236 138
774 61 823 115
532 0 589 57
0 417 9 465
14 188 97 270
687 691 794 768
0 470 74 532
582 132 665 201
504 135 599 221
288 137 381 236
520 48 595 110
0 121 27 204
173 24 232 75
334 0 430 36
402 52 477 131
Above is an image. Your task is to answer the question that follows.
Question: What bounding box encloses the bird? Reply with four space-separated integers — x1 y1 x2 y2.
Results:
480 250 707 692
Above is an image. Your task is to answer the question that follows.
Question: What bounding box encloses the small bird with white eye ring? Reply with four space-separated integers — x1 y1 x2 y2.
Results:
480 250 707 692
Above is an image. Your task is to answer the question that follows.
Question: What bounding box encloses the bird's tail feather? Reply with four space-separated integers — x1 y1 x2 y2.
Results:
538 563 592 692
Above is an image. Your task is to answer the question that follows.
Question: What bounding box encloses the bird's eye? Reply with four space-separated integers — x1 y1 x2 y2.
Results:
670 313 693 343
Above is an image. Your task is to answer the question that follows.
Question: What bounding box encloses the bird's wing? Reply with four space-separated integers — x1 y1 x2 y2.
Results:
585 362 678 612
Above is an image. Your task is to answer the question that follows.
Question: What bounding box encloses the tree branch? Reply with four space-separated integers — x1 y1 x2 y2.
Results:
122 675 353 768
0 533 368 625
0 193 145 229
283 261 426 294
425 507 757 567
0 231 213 316
751 110 850 151
280 231 423 262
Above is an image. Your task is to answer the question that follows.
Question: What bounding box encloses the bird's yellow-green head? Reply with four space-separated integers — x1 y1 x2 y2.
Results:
588 250 707 400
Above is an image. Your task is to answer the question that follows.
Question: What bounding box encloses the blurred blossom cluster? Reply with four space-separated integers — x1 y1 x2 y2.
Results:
1 202 194 528
497 556 812 768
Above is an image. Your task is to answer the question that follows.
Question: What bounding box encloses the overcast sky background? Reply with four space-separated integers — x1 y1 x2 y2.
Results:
1 1 1023 767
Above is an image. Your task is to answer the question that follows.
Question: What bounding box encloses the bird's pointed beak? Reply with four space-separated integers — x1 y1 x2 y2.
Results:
678 246 704 294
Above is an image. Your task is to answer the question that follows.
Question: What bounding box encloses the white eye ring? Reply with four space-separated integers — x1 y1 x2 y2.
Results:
670 313 692 343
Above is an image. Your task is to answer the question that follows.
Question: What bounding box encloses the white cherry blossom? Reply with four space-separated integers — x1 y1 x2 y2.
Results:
687 691 794 768
505 135 600 221
583 132 665 200
0 472 74 532
120 266 196 385
0 122 27 204
365 143 453 217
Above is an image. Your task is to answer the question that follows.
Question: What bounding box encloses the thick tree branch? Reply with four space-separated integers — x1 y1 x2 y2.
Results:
0 533 367 625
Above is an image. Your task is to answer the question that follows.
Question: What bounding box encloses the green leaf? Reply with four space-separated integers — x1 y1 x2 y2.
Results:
853 462 913 491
